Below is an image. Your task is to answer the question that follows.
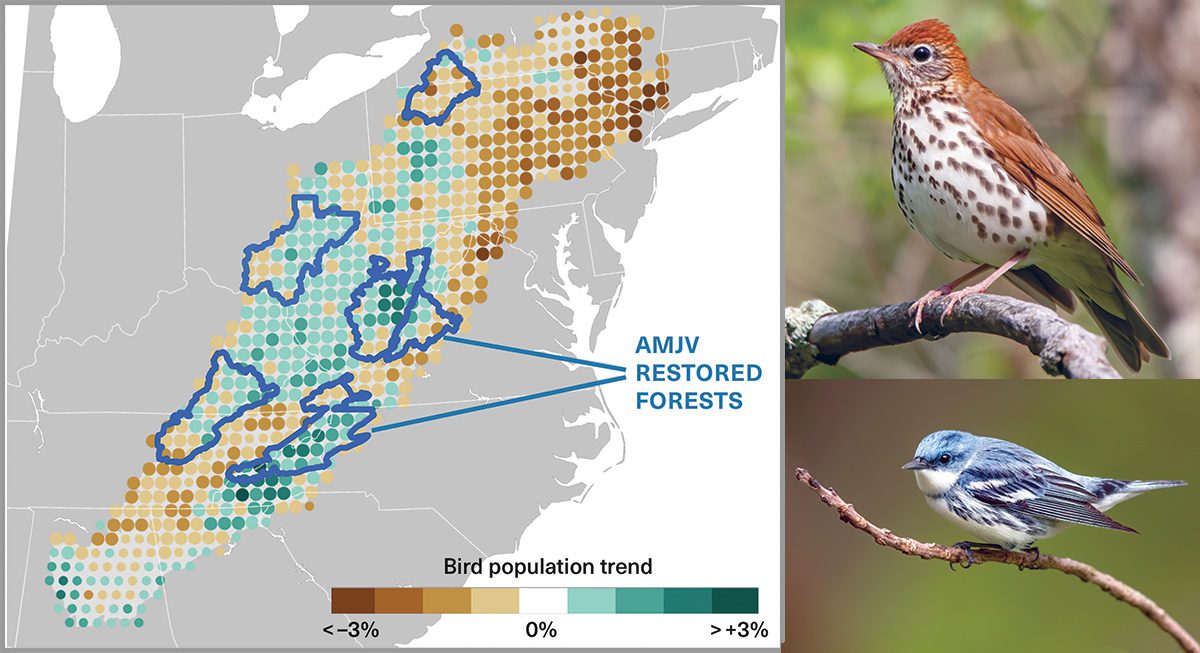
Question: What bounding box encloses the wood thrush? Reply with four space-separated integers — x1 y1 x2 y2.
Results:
854 19 1169 371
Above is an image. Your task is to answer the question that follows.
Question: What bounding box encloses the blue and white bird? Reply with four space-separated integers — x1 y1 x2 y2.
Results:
903 430 1186 551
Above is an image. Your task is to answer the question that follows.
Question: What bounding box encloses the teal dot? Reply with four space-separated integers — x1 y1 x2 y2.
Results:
314 162 328 175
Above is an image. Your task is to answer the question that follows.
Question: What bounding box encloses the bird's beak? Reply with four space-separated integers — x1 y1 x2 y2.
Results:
853 42 903 66
901 458 929 470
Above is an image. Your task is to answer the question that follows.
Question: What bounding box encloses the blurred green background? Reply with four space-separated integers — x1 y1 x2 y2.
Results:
784 0 1198 378
785 380 1200 652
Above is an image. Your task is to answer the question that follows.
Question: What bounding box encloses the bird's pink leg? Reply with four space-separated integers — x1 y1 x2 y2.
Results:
938 251 1030 324
910 263 991 333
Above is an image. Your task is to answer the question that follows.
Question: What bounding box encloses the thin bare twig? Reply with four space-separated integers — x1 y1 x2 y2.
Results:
785 293 1120 379
795 467 1199 652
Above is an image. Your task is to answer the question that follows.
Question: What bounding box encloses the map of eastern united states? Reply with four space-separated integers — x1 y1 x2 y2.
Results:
43 9 672 629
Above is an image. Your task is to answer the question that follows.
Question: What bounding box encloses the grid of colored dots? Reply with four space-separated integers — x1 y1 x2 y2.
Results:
49 8 668 629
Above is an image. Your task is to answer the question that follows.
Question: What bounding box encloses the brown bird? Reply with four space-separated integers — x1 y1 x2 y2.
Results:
854 19 1168 371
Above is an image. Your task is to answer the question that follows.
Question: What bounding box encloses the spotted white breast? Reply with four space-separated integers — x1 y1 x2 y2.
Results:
890 96 1052 267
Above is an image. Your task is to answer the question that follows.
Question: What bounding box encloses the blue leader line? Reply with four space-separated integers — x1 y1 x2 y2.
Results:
369 375 626 434
442 335 626 372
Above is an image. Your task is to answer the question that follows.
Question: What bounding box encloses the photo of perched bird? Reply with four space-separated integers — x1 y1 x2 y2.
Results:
853 19 1169 371
902 429 1186 552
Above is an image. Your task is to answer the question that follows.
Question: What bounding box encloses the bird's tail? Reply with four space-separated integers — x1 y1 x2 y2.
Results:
1077 268 1169 372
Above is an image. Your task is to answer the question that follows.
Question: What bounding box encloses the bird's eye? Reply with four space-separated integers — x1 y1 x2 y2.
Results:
913 45 933 63
938 454 952 465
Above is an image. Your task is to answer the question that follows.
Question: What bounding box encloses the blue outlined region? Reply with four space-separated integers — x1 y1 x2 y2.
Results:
154 350 282 466
401 48 481 126
240 194 361 306
344 247 464 363
224 372 377 485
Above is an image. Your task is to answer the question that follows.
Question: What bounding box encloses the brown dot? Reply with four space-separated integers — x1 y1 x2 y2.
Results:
121 518 134 531
142 462 156 475
476 247 491 260
630 57 642 71
450 24 463 37
91 532 105 546
135 518 148 531
411 197 423 210
629 129 643 142
105 533 119 546
492 33 505 46
478 34 491 48
124 491 138 503
177 518 189 531
386 368 400 381
126 477 140 490
561 167 574 180
574 50 588 65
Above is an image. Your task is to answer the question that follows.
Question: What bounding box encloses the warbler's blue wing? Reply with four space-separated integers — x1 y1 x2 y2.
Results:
962 465 1136 532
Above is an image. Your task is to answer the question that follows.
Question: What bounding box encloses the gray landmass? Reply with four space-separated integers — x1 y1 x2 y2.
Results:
5 5 778 646
255 6 427 98
6 73 64 385
102 6 277 115
8 510 178 648
40 115 185 342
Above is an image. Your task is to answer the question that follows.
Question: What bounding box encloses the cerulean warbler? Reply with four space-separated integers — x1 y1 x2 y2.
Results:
903 430 1185 552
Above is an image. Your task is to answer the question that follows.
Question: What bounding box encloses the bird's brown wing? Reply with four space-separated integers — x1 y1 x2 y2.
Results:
963 83 1140 283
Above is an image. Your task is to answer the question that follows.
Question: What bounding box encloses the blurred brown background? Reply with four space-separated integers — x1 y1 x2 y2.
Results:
784 380 1200 652
785 0 1200 378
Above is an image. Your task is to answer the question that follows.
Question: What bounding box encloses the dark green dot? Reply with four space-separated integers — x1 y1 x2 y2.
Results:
382 199 396 212
379 298 391 311
235 489 249 501
251 349 264 361
279 487 292 500
425 139 438 152
398 142 411 155
411 169 424 182
368 201 382 213
266 333 279 346
412 140 424 154
284 249 298 261
295 333 307 344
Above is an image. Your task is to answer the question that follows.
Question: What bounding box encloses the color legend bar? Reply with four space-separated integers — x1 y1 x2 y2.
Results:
331 588 758 614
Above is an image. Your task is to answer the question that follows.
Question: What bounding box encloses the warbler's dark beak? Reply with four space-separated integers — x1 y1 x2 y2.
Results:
853 42 903 66
901 458 930 470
